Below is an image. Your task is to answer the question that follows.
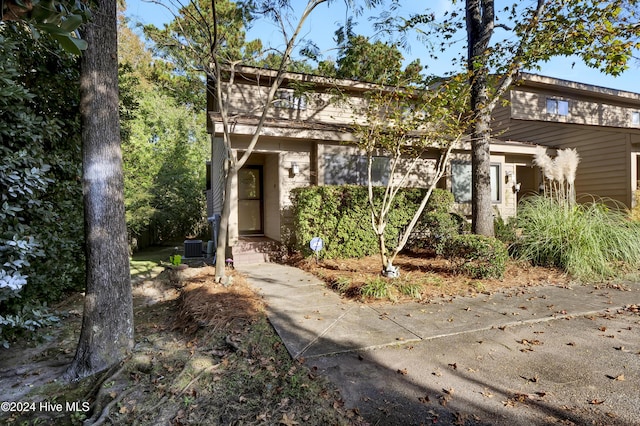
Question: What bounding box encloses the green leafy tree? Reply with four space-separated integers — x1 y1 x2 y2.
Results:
353 75 471 275
389 0 640 236
121 85 209 244
1 0 90 53
1 24 84 348
119 10 210 247
331 34 423 84
142 0 262 112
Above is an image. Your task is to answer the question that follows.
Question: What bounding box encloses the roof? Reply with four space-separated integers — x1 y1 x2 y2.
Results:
516 72 640 106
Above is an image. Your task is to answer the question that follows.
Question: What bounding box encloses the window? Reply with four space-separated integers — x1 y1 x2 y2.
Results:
451 161 501 203
451 162 472 203
632 111 640 126
546 98 569 116
323 154 390 186
275 89 307 110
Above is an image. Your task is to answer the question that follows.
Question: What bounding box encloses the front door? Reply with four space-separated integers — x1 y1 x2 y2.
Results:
238 166 263 235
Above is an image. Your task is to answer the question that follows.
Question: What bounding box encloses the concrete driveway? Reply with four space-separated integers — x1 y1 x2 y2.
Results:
239 263 640 425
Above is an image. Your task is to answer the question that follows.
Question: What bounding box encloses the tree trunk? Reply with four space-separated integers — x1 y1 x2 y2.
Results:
467 0 495 237
215 164 235 281
65 0 134 380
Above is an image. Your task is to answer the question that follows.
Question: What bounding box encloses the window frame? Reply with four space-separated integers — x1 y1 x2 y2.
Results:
632 111 640 126
546 98 569 116
451 160 502 204
322 154 390 186
274 89 307 110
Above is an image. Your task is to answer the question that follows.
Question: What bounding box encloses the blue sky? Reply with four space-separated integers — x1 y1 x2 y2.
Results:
125 0 638 93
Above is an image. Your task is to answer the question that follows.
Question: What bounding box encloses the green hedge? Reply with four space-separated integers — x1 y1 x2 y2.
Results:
290 186 456 259
439 234 508 279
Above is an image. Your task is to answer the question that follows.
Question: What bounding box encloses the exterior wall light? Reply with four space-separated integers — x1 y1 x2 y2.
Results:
291 162 300 175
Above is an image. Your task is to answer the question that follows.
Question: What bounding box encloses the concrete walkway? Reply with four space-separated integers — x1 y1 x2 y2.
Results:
238 263 640 425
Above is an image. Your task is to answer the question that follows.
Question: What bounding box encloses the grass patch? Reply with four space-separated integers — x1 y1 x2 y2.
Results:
361 277 393 300
130 245 177 282
395 280 423 300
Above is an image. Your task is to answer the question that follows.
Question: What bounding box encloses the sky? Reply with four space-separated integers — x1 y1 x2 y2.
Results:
125 0 639 93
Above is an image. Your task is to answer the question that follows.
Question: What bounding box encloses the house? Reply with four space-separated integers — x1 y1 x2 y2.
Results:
492 72 640 208
206 66 547 263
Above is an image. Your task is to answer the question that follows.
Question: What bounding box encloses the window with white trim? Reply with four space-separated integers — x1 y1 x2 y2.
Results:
632 111 640 126
546 98 569 116
451 161 501 203
323 154 390 186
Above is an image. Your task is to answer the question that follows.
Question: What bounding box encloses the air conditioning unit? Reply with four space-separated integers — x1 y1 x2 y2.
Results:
184 239 203 258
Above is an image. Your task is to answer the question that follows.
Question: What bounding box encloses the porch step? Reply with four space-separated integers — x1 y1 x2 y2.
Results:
231 251 271 265
231 237 282 266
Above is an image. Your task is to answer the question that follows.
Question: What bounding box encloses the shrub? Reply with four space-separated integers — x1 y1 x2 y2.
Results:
426 188 455 213
290 186 424 258
440 234 508 279
494 214 517 246
408 211 459 251
515 196 640 281
290 186 467 259
1 25 85 311
0 303 60 348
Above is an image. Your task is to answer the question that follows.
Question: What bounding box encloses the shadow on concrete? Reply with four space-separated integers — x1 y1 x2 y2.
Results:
239 263 640 425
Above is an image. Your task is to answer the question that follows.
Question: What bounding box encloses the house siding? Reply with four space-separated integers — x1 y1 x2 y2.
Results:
220 82 366 127
493 75 640 208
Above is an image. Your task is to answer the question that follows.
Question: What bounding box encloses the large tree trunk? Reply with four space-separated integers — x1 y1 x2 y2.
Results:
467 0 495 237
65 0 134 380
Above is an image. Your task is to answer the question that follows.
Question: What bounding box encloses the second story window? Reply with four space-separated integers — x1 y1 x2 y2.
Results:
632 111 640 126
546 98 569 116
275 89 307 110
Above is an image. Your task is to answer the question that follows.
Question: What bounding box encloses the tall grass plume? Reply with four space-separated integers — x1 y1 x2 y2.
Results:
515 196 640 281
533 146 580 206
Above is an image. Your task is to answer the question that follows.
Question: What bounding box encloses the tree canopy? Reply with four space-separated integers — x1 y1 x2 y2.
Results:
1 0 90 54
317 34 423 84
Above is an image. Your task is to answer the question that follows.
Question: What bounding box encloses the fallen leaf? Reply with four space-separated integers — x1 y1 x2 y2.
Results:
418 395 430 403
589 399 605 405
448 363 457 370
481 390 494 398
599 326 607 332
606 374 625 381
397 368 408 375
279 413 299 426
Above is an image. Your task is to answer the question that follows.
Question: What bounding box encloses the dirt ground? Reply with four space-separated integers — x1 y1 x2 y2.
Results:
0 266 360 425
291 252 572 302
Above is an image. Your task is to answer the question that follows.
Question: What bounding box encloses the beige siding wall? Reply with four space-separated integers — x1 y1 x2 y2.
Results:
508 87 640 128
495 120 632 206
221 82 366 126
